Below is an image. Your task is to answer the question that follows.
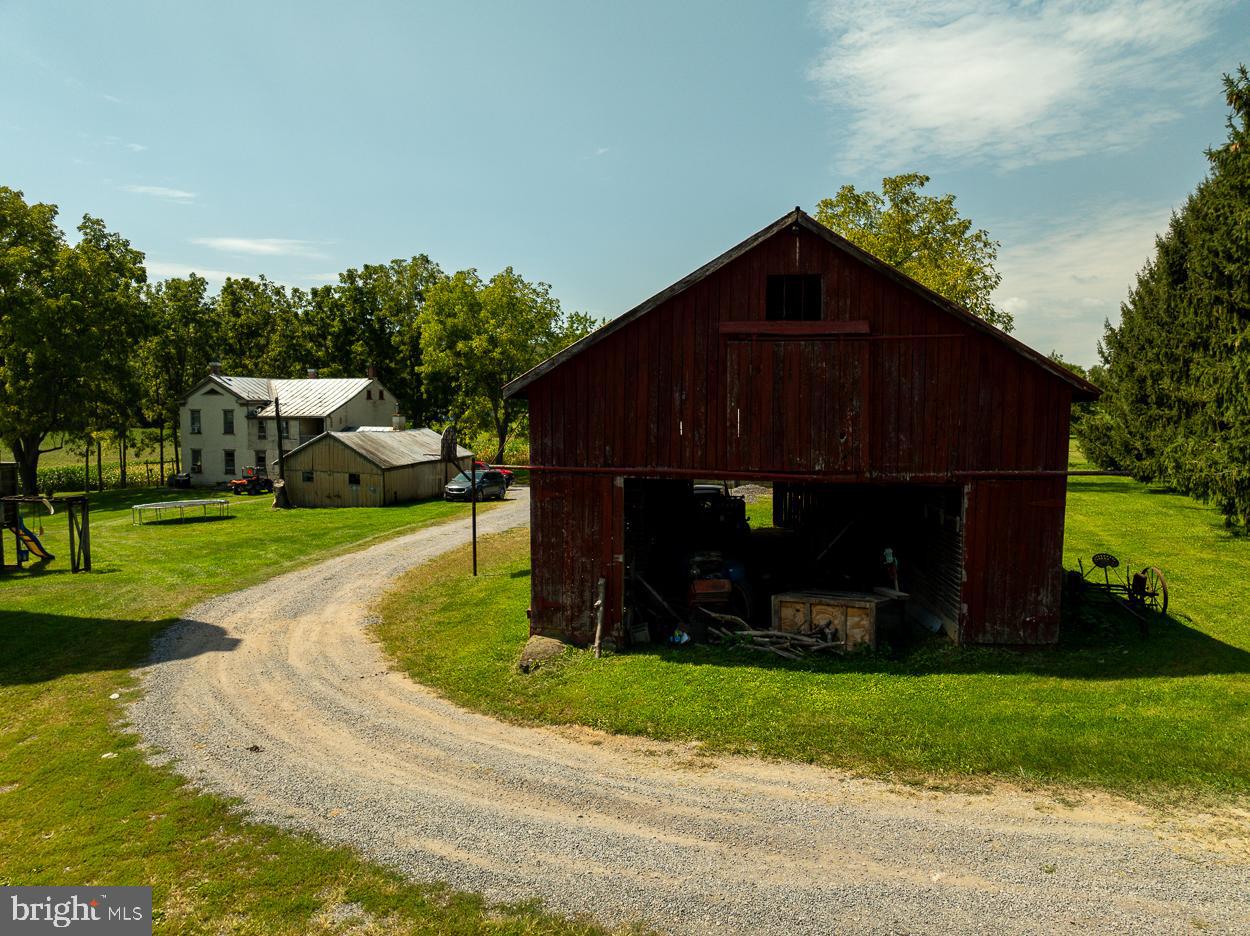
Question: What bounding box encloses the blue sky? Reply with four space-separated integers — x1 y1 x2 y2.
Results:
2 0 1246 364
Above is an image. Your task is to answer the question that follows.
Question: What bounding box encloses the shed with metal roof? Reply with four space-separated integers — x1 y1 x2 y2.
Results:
276 430 472 507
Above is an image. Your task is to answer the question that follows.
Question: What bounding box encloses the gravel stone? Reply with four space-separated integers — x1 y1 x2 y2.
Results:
128 487 1250 934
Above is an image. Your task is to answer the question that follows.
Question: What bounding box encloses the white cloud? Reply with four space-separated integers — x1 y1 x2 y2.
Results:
191 237 327 259
594 146 611 157
147 260 245 286
126 142 147 152
101 93 122 104
995 200 1176 363
809 0 1226 168
123 184 196 202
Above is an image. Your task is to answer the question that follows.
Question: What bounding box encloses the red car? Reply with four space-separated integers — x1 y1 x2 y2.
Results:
474 461 514 486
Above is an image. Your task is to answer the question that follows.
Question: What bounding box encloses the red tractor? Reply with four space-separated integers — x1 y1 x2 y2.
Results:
228 466 275 496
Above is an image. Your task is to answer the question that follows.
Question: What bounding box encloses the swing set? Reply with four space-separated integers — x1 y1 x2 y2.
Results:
0 463 92 574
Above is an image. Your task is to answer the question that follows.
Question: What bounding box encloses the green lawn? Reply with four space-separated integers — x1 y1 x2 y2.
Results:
0 489 613 935
375 472 1250 801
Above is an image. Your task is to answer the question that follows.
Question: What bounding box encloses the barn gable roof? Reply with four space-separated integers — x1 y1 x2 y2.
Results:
503 208 1100 401
281 429 471 471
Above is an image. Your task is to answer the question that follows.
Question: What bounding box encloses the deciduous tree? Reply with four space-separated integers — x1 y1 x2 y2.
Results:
138 274 218 472
419 267 596 462
0 188 146 491
814 173 1010 330
305 256 443 422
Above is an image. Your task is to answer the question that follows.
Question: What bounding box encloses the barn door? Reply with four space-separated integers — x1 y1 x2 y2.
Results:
725 338 865 473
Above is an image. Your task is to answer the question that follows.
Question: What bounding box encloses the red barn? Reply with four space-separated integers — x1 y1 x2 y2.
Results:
504 208 1099 648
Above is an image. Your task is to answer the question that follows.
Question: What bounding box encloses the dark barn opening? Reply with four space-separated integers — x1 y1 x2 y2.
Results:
622 479 964 648
509 208 1100 651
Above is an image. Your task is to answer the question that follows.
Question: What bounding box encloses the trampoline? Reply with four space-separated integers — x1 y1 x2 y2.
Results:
132 498 232 525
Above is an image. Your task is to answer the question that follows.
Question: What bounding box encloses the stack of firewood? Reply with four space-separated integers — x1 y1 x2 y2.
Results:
704 625 843 660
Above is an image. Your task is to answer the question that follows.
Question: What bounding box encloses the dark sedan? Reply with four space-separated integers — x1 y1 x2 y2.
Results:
444 469 508 501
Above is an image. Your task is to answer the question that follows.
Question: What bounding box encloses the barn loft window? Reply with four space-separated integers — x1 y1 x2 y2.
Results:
302 470 314 483
348 472 361 486
766 274 822 321
378 389 384 400
366 389 373 400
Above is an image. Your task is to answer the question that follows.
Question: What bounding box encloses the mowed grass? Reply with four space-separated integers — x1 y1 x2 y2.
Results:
375 470 1250 800
0 488 615 935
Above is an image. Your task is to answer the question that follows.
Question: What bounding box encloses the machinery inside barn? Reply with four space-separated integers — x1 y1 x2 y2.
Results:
507 208 1100 652
621 479 953 650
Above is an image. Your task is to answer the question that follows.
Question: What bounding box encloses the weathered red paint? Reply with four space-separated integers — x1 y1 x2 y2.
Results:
511 211 1094 647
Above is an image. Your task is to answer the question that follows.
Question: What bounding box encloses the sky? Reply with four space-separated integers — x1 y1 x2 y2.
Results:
2 0 1247 365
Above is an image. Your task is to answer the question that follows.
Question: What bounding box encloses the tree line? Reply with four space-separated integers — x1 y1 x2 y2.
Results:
1077 66 1250 526
0 188 596 493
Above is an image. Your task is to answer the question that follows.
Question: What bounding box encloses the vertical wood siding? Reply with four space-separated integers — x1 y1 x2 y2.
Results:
525 226 1076 645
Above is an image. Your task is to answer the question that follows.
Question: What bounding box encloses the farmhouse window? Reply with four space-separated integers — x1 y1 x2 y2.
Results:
255 450 267 466
189 409 202 435
765 274 822 321
302 470 314 483
223 449 235 474
366 389 373 400
378 389 384 399
222 409 235 434
190 448 202 473
257 420 267 440
348 472 361 486
280 419 290 439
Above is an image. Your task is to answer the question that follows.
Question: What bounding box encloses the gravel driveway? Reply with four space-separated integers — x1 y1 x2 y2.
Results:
130 487 1250 934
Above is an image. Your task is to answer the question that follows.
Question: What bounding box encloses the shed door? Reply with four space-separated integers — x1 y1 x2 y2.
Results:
725 338 865 473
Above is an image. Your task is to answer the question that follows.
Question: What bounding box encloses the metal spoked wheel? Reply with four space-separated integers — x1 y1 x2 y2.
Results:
1138 566 1169 615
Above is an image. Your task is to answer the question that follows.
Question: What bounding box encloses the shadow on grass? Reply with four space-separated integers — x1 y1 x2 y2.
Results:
136 514 236 527
635 609 1250 681
0 563 118 579
0 611 240 685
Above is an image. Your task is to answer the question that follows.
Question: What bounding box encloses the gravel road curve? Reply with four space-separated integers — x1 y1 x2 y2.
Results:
130 488 1250 934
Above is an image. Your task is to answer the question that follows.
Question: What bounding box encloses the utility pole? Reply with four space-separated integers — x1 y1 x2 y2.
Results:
274 397 286 480
272 397 290 508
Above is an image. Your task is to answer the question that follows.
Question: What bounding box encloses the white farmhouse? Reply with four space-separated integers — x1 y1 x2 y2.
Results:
179 364 399 485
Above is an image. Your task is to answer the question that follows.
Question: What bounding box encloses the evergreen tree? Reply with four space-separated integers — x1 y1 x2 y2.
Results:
1080 66 1250 523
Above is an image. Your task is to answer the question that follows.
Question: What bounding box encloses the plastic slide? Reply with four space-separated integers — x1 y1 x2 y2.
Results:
15 519 54 561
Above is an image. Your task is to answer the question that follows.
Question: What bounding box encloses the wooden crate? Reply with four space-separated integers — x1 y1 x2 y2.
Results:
771 590 891 650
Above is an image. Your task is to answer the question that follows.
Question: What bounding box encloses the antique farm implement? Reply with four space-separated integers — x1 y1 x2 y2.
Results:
1076 552 1169 622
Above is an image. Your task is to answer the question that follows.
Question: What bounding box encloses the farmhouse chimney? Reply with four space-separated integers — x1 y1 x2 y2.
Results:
307 368 318 379
366 364 378 380
209 361 222 376
391 413 406 431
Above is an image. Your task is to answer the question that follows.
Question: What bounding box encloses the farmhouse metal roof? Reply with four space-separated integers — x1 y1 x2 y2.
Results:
282 429 471 471
184 374 378 416
214 376 273 400
253 378 373 418
503 207 1100 401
